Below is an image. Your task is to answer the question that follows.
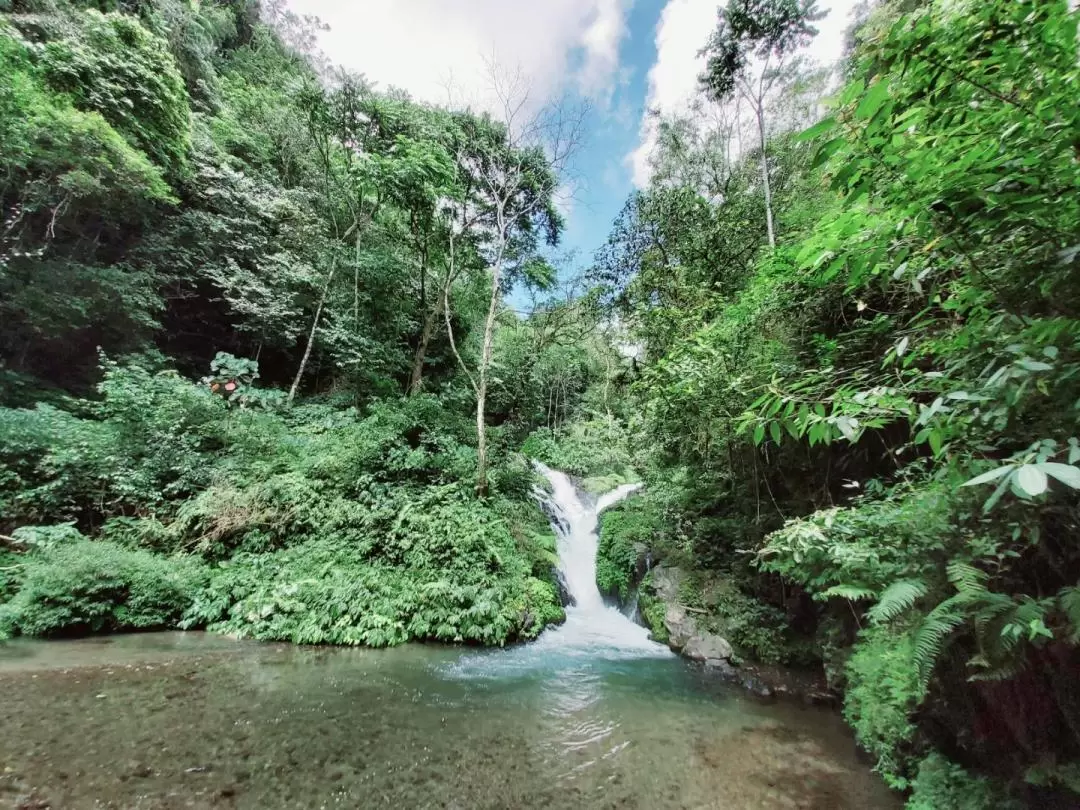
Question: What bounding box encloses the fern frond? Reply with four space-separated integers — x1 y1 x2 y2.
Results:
914 596 967 690
868 579 929 625
946 561 989 595
968 656 1028 683
822 584 877 601
971 592 1013 636
1059 585 1080 643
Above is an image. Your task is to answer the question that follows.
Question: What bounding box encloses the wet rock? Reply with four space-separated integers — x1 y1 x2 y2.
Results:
683 633 733 665
649 565 685 604
553 571 575 608
663 605 697 649
662 602 736 671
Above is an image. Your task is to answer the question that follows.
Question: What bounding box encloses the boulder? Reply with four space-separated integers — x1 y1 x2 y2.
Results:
683 632 733 664
649 564 684 604
645 563 735 671
663 604 698 649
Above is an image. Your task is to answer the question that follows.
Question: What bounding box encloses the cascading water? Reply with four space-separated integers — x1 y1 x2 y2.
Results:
443 463 670 680
528 462 671 658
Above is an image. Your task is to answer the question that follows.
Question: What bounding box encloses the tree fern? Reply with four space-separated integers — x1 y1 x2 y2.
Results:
869 579 929 625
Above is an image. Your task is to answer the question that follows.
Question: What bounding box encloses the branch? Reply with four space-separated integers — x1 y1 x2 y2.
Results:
442 231 479 396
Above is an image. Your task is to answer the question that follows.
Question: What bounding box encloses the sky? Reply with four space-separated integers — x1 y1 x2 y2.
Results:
289 0 862 274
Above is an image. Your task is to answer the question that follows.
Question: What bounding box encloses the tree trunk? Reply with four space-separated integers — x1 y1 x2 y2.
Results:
474 257 502 498
756 104 776 248
408 298 442 395
287 260 336 405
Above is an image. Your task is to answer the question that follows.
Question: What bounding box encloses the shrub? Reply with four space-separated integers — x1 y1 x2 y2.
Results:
907 753 1020 810
0 540 207 637
187 537 563 647
522 414 636 479
702 584 790 665
843 623 925 789
596 502 657 602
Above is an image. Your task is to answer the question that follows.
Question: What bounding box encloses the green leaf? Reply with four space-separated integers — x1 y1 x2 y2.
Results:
1036 463 1080 490
798 116 836 142
769 421 782 445
962 465 1014 487
929 431 943 456
1015 465 1048 498
855 79 890 120
812 137 846 168
1017 359 1053 372
983 474 1012 514
753 423 766 445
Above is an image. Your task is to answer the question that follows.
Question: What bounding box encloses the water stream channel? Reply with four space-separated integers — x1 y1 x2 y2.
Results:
0 469 898 809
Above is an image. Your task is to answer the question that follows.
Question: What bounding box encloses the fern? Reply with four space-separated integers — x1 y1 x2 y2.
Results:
869 579 929 625
1058 585 1080 643
822 583 877 601
913 597 967 690
946 561 989 593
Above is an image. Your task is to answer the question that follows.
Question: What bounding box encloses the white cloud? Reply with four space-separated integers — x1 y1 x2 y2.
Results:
288 0 632 114
628 0 717 187
577 0 632 104
629 0 862 188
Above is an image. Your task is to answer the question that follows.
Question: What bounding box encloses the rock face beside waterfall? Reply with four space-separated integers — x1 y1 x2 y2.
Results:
647 566 735 672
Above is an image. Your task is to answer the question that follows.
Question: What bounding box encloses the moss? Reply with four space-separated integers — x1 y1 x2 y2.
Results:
640 591 669 644
595 500 660 603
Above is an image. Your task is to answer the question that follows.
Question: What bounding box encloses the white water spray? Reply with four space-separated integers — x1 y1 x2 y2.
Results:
530 462 671 658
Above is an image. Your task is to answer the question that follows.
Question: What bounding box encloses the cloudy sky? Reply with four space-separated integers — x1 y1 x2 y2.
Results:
290 0 861 268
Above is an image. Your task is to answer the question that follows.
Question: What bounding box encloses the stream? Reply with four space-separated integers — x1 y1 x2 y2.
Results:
0 469 898 809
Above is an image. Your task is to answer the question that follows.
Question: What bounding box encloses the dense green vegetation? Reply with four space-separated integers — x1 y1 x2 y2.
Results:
585 0 1080 806
0 0 616 647
2 0 1078 807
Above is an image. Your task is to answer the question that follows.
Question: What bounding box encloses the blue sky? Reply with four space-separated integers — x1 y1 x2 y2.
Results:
291 0 860 278
556 0 666 273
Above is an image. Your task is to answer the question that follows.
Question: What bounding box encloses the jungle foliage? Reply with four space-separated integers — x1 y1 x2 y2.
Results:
0 0 610 647
3 0 1079 806
586 0 1080 806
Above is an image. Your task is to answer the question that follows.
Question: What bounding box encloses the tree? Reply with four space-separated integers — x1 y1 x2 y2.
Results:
286 75 454 404
700 0 823 247
442 70 584 496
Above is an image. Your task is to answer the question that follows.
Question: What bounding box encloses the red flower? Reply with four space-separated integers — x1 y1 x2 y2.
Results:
224 381 237 392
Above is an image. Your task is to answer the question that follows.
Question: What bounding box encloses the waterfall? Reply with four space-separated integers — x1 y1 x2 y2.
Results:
530 463 670 657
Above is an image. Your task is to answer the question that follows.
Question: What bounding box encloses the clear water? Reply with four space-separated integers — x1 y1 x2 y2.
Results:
0 472 899 810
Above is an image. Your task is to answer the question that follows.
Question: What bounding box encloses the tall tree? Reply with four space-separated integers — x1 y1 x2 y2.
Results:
700 0 823 247
442 72 583 496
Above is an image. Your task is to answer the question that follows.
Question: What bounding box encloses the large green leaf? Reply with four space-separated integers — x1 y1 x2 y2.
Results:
1015 465 1048 498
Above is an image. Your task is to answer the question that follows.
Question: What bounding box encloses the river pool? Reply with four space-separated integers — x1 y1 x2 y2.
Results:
0 631 898 810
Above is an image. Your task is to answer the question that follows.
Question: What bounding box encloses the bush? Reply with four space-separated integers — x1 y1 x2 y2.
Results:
843 623 925 789
522 414 636 479
187 536 563 647
907 753 1020 810
0 540 207 637
596 501 657 602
